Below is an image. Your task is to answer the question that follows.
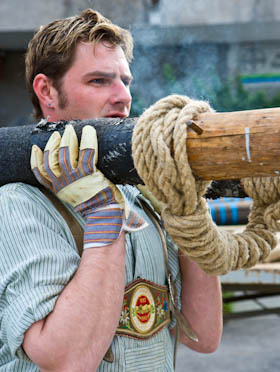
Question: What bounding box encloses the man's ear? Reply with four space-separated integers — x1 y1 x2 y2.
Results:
33 73 55 109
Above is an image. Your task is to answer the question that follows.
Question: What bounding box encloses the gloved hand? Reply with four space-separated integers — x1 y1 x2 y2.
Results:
31 124 147 248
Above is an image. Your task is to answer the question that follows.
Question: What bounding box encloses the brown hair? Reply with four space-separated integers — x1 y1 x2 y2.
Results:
25 8 134 120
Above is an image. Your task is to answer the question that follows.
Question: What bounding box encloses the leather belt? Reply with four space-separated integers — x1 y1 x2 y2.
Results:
116 278 171 339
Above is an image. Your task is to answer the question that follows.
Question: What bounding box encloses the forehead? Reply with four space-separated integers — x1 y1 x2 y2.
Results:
72 41 131 74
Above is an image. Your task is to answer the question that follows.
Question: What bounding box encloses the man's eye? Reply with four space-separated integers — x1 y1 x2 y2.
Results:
122 79 131 87
90 78 107 85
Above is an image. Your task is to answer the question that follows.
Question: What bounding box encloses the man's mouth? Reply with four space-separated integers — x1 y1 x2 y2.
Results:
105 113 127 118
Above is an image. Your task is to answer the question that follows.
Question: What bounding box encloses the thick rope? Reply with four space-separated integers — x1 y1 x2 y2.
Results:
132 95 279 275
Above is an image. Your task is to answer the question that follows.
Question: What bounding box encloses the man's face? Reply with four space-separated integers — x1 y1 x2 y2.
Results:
50 41 132 121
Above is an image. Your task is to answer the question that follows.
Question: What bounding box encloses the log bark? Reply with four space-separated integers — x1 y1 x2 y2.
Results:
0 117 140 186
1 107 279 199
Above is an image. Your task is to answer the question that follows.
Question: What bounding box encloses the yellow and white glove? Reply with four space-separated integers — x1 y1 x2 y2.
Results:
31 124 147 248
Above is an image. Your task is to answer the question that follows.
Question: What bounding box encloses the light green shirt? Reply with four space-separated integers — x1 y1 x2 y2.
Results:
0 183 181 371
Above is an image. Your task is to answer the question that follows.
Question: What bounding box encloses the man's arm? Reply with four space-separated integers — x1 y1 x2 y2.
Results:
23 232 125 372
171 253 223 353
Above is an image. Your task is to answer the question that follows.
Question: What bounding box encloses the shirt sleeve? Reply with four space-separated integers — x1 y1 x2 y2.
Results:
0 183 80 361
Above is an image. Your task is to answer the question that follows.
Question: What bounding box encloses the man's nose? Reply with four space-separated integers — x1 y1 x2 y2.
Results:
112 80 132 105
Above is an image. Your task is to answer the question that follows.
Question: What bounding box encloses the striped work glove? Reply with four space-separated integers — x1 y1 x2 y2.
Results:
31 124 147 248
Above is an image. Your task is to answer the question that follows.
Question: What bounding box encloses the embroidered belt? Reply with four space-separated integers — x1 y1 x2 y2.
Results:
116 278 171 339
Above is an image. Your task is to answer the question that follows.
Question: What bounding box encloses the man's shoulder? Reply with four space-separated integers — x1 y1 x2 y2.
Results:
0 183 75 232
0 182 39 196
0 183 47 208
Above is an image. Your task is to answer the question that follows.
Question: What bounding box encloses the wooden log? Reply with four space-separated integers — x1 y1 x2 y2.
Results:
188 107 280 180
0 107 279 198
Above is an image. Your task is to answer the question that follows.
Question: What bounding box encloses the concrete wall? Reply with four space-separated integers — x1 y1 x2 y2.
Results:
0 0 150 32
0 0 65 31
2 0 280 31
160 0 280 25
64 0 151 26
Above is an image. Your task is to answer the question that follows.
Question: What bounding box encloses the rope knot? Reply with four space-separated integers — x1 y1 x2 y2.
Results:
132 94 213 216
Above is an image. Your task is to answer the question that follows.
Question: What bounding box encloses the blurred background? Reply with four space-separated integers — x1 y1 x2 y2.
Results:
1 1 280 370
2 0 280 126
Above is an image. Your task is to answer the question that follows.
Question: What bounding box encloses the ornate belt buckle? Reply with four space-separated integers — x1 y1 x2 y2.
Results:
116 278 171 339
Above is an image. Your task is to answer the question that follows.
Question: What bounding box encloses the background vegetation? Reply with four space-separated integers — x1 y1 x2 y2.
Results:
131 62 280 116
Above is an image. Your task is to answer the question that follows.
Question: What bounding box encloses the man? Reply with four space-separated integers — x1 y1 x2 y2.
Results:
0 9 222 371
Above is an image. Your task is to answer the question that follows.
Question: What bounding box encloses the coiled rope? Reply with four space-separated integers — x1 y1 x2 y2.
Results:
132 95 279 275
